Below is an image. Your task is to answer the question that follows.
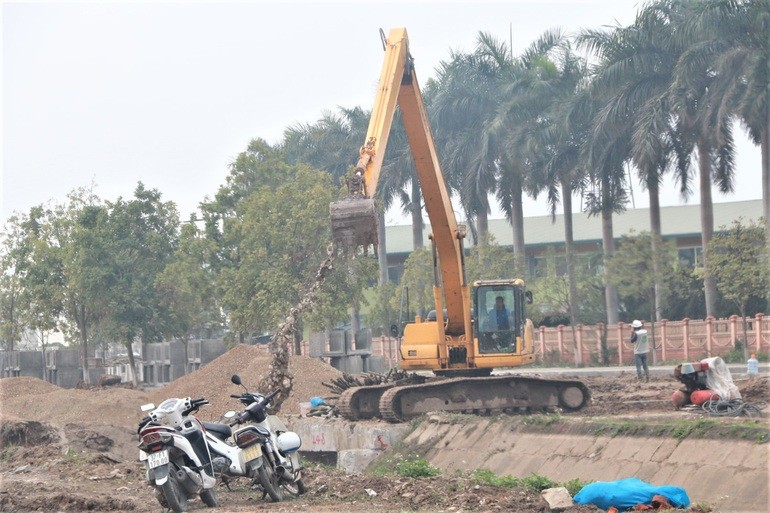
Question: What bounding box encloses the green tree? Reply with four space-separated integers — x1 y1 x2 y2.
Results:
669 0 769 251
220 161 347 353
304 254 378 334
156 220 221 373
54 188 109 384
606 231 677 363
14 206 65 360
707 219 769 359
0 214 28 351
464 233 518 282
101 183 179 386
397 247 434 320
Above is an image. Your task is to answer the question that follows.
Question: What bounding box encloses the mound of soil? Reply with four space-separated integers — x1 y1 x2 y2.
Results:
149 344 344 421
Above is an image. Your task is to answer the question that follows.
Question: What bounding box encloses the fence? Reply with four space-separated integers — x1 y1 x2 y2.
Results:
352 314 770 369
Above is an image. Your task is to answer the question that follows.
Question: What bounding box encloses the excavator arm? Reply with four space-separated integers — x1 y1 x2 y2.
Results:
330 27 471 339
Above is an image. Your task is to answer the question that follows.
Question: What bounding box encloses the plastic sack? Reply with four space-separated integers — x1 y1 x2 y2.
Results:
702 356 741 401
573 478 690 510
310 396 326 407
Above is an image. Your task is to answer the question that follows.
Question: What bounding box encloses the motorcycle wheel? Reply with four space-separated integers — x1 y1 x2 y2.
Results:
257 461 283 502
199 487 218 508
161 472 188 513
281 476 307 496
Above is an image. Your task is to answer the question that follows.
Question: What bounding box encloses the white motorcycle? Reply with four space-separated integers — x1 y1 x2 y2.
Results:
137 397 218 513
206 374 306 502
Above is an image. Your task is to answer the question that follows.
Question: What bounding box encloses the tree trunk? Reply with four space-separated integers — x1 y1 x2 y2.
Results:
510 179 526 276
259 246 336 412
126 340 138 388
560 178 580 365
476 208 489 243
377 209 389 285
78 303 90 384
601 181 619 326
648 177 664 321
411 180 424 249
351 306 361 334
698 141 718 317
740 305 749 361
761 126 769 281
293 315 302 356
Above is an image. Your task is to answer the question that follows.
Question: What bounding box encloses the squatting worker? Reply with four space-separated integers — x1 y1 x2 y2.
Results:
630 320 649 382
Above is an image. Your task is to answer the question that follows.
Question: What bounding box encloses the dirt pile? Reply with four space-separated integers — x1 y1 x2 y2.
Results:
149 344 344 420
0 376 151 426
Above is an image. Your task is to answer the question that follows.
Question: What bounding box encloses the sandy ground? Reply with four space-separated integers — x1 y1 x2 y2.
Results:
1 344 766 513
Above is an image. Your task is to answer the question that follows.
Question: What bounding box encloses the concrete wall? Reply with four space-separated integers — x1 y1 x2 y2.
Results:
286 416 409 474
407 417 769 513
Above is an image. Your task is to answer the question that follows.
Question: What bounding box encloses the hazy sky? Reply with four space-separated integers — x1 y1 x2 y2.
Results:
2 1 763 227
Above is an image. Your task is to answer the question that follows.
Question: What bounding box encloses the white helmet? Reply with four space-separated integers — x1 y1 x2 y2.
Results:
631 320 643 329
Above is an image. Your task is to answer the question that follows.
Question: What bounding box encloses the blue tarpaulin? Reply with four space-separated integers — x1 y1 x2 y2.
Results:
573 478 690 511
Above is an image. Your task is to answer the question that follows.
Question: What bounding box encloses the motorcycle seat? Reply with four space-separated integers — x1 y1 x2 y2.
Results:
202 421 233 440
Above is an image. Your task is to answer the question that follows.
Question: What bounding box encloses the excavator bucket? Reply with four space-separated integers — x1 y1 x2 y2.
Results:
330 198 378 252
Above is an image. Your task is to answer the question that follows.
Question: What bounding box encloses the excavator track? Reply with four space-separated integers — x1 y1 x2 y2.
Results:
337 383 397 420
377 375 591 423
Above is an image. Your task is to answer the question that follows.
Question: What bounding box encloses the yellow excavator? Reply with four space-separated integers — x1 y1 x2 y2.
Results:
330 28 589 422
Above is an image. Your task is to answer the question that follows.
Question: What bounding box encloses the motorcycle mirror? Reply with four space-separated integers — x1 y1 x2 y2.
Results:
223 411 236 419
140 403 156 412
231 375 242 385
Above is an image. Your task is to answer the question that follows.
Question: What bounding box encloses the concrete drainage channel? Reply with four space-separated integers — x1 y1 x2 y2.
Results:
286 415 769 513
288 417 410 473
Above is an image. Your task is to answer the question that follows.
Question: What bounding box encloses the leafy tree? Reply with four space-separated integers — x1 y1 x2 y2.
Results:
53 188 109 384
156 220 221 373
606 231 677 363
464 233 519 282
664 264 706 321
530 250 605 327
101 183 179 386
0 214 28 350
13 206 65 359
607 232 676 321
397 247 434 320
706 219 769 359
304 254 378 334
219 161 346 353
362 281 399 339
528 249 605 364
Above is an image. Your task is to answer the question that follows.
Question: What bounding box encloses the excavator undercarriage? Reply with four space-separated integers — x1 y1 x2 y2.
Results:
338 375 591 423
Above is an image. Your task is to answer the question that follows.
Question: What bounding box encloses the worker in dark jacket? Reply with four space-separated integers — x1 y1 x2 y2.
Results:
631 320 649 382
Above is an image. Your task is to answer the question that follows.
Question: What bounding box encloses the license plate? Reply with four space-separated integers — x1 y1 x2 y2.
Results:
242 444 262 463
147 449 169 469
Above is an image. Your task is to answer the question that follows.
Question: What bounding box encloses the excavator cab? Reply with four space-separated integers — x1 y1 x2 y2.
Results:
474 281 527 355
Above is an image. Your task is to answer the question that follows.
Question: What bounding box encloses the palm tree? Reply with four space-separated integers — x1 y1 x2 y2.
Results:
672 0 769 256
431 47 500 244
578 6 688 321
494 29 570 273
654 0 740 317
524 41 590 336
